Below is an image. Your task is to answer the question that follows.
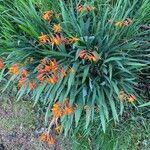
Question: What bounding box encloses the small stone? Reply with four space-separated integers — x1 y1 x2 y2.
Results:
34 127 45 137
0 143 5 150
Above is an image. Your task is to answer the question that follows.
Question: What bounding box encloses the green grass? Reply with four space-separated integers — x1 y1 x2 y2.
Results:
0 100 34 131
72 108 150 150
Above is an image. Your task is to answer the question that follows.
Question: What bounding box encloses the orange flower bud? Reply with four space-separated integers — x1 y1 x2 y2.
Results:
52 24 62 33
0 59 4 69
50 34 62 45
42 10 53 21
47 135 55 145
38 32 49 43
37 74 45 81
29 81 36 89
9 64 19 74
55 124 61 134
127 94 136 102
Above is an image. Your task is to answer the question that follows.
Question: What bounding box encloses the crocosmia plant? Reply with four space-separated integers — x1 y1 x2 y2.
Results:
0 0 149 141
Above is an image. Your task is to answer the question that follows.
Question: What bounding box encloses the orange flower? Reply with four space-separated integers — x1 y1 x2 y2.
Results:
21 69 28 78
38 32 49 43
39 132 47 141
47 75 58 84
88 52 97 61
55 124 61 134
79 50 98 61
44 65 53 72
42 10 53 21
37 67 45 73
63 106 73 114
70 36 80 43
29 81 36 89
50 34 62 45
47 135 55 145
52 24 62 33
52 102 62 118
53 102 61 109
39 132 55 145
127 94 136 102
18 77 26 88
0 59 4 69
79 50 87 58
49 59 58 71
64 36 80 44
9 64 19 74
40 58 58 71
76 5 85 12
63 99 73 114
37 58 61 84
37 74 45 81
114 18 133 27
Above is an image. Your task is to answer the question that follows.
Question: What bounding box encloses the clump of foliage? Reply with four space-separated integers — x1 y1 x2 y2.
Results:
0 0 150 142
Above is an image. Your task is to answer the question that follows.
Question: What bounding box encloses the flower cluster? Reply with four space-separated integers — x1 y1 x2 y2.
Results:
52 99 74 118
39 123 62 145
0 60 37 89
39 99 73 145
38 32 79 46
39 132 55 145
119 90 136 102
17 68 36 89
0 57 73 89
18 69 28 87
39 10 80 46
37 57 74 84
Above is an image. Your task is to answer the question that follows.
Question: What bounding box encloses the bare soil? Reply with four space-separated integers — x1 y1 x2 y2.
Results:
0 98 71 150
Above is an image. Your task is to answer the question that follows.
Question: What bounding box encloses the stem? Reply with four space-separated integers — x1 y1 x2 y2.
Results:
47 117 57 135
